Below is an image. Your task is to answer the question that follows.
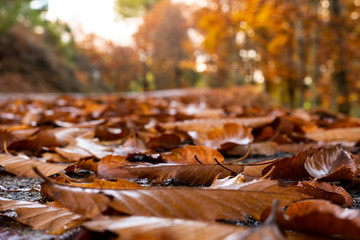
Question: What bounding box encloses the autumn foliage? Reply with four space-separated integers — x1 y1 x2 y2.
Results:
0 89 360 238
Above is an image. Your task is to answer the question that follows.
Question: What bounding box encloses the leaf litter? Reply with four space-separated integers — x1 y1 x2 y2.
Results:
1 90 360 239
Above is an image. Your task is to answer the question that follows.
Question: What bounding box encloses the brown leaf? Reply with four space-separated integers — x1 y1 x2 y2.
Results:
56 137 113 161
145 133 182 151
304 145 357 181
9 128 64 153
113 131 147 155
98 163 244 186
200 123 253 149
262 146 357 181
0 154 71 178
0 130 18 152
95 125 130 141
306 127 360 143
273 199 360 238
162 145 224 164
225 224 285 240
250 141 278 155
81 216 248 240
41 180 310 221
297 180 353 207
52 174 144 190
0 197 85 234
160 116 276 133
41 181 111 218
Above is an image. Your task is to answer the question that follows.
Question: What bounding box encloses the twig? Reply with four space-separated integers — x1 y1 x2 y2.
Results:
214 157 238 177
3 140 8 154
194 154 203 164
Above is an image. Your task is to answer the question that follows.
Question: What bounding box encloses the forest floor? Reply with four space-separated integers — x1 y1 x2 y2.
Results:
1 88 360 239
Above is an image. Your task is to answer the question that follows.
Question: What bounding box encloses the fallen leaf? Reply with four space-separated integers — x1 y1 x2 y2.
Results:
200 123 253 150
40 181 111 218
98 163 244 186
304 145 357 181
40 179 310 221
95 125 130 141
56 137 113 161
81 216 248 240
306 127 360 143
224 224 285 240
0 154 71 178
0 197 85 234
162 145 224 164
52 175 144 190
160 116 276 133
297 180 353 207
262 146 357 181
271 199 360 238
145 133 182 151
251 141 278 155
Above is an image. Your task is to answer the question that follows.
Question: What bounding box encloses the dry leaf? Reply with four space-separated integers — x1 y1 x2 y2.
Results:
273 199 360 238
200 123 253 149
40 179 310 221
262 146 357 181
162 145 224 164
297 180 353 207
160 116 276 132
306 127 360 143
0 154 71 178
52 175 144 190
98 163 244 186
81 216 248 240
0 197 85 234
304 145 357 181
40 181 111 218
224 224 285 240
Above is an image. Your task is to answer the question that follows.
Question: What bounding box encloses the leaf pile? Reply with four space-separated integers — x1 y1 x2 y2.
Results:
1 91 360 239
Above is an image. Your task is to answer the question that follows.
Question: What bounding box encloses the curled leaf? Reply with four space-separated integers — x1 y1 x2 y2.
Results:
200 123 253 150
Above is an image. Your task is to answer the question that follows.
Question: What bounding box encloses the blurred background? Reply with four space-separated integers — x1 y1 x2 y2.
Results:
0 0 359 115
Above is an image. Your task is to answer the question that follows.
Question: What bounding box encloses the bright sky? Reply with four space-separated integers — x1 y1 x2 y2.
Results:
46 0 141 46
46 0 205 47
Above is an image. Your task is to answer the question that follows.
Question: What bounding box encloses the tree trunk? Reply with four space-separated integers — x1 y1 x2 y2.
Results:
294 4 307 106
330 0 350 114
142 60 149 91
308 0 321 106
